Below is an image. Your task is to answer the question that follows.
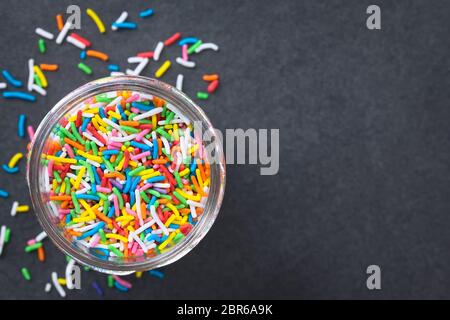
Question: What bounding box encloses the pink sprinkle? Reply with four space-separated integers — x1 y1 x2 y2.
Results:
125 208 137 217
109 141 122 148
113 275 132 289
130 107 140 114
125 93 139 103
64 144 75 158
131 242 138 254
59 209 71 214
113 195 120 216
47 160 54 177
96 186 111 193
27 125 35 141
139 183 152 192
89 234 100 247
135 129 150 141
131 151 150 161
182 44 188 61
27 239 36 246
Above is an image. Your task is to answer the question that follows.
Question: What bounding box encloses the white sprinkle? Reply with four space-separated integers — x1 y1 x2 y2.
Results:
187 199 204 208
109 133 137 142
55 21 72 45
127 56 146 64
160 136 171 154
35 231 47 242
140 137 154 148
27 59 34 91
132 107 163 121
134 219 155 235
10 201 18 217
107 95 123 107
0 82 6 89
51 272 66 298
44 283 52 293
131 232 147 252
86 159 101 168
176 57 196 68
102 117 126 135
66 35 86 50
82 131 104 147
126 58 149 76
81 112 95 118
190 204 197 218
195 42 219 53
158 118 186 125
135 189 144 227
153 41 164 61
35 28 54 40
112 11 128 30
65 259 76 290
176 74 184 91
31 84 47 96
0 225 6 256
150 205 169 236
166 103 190 125
111 71 125 76
153 183 171 188
73 221 103 233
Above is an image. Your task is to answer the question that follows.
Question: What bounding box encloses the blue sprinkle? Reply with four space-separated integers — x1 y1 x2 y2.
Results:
107 206 115 218
112 22 137 30
80 50 87 59
76 194 100 201
131 101 154 111
0 189 9 198
18 114 26 138
92 281 104 296
99 108 106 119
149 270 164 279
108 64 120 71
139 8 154 18
146 176 165 183
2 70 22 87
91 183 96 193
149 196 156 206
81 118 90 132
77 222 105 240
65 214 72 224
114 281 129 292
189 161 197 175
130 141 151 151
178 37 198 46
2 164 19 174
152 136 158 159
3 91 36 102
102 150 120 156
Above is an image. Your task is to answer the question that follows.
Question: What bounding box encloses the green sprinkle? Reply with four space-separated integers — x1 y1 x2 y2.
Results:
70 122 85 145
156 127 172 141
99 228 106 243
197 91 209 100
25 242 42 253
107 275 114 288
173 191 187 205
53 171 62 183
140 191 150 203
91 141 98 156
4 227 11 243
173 233 184 243
174 171 183 188
64 177 71 195
148 190 161 198
71 191 81 213
78 62 92 75
34 73 42 87
59 126 77 141
113 152 123 167
120 125 140 133
38 38 46 54
107 245 124 257
112 187 124 209
188 40 203 55
129 166 145 176
21 267 31 281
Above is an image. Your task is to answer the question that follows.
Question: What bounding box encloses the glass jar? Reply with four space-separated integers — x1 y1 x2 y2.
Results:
27 75 226 275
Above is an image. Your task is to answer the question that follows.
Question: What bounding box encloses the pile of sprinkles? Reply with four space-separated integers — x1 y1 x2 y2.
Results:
43 90 210 260
0 3 221 298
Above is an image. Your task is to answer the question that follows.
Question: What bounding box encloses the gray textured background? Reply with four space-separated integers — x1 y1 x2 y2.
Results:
0 0 449 299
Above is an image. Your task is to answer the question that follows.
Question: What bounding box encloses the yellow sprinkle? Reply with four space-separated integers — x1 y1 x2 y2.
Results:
141 171 161 180
166 203 180 217
79 199 95 215
115 157 125 171
155 60 171 78
173 124 179 140
135 271 143 278
86 8 106 33
83 108 99 114
46 155 77 164
8 152 23 168
116 215 135 222
137 169 155 176
164 214 176 227
164 124 173 130
33 65 48 88
158 231 176 250
76 150 103 163
16 205 30 213
176 188 201 201
128 160 138 168
196 168 204 189
52 179 57 192
58 278 67 285
108 111 121 120
179 168 190 177
95 114 108 128
152 114 157 129
73 214 96 223
105 233 128 243
60 179 66 194
68 115 77 122
74 167 86 189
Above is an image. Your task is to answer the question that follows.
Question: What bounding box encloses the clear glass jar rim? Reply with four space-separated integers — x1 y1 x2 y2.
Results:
27 75 226 274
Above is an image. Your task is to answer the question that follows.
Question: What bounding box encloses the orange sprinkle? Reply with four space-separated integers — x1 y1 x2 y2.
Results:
180 208 190 215
104 172 126 180
158 139 163 157
203 74 219 82
152 158 167 165
37 246 45 262
86 50 109 61
119 120 140 127
64 137 84 151
191 176 205 196
158 199 169 205
50 195 71 201
40 64 59 71
94 209 113 226
56 14 64 31
153 96 165 108
197 159 207 182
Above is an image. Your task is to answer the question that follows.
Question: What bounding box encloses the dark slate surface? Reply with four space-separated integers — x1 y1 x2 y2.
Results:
0 0 449 299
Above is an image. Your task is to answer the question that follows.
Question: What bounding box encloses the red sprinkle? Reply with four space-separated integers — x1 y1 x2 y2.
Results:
207 80 219 93
137 51 154 59
164 32 181 46
70 33 92 47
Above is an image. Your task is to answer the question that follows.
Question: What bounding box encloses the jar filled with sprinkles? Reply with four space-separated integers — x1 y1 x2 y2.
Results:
27 75 226 274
